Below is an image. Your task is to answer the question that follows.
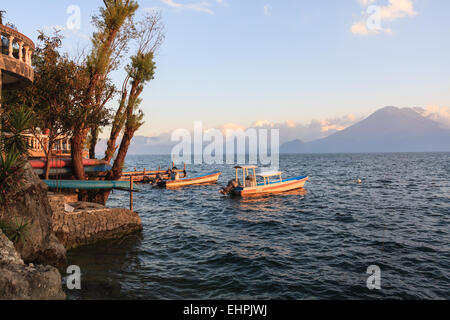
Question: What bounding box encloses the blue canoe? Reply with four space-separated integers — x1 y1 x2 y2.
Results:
43 180 139 191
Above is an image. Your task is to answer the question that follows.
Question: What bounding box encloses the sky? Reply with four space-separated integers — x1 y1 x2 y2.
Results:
2 0 450 142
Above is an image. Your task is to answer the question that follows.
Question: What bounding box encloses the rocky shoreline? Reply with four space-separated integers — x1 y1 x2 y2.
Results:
0 163 143 300
0 163 67 268
0 229 66 300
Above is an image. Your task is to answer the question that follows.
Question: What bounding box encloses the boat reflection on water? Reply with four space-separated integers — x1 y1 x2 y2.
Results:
231 188 308 218
230 188 308 263
236 188 308 203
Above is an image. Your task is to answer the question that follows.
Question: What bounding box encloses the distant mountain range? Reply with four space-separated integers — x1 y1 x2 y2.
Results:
96 135 174 156
96 106 450 156
280 107 450 153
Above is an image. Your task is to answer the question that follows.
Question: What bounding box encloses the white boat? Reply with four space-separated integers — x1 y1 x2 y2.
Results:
223 166 308 197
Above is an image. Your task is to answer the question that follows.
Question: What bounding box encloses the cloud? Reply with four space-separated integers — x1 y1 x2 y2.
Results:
414 105 450 128
96 114 362 156
263 4 272 17
252 120 275 128
351 0 417 36
143 7 164 13
220 123 246 136
209 115 360 143
351 20 374 36
215 0 229 6
379 0 416 21
357 0 377 6
245 114 360 143
161 0 215 14
42 25 67 32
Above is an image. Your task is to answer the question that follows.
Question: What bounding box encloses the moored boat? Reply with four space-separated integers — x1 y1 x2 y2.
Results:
120 163 187 183
34 164 112 176
221 166 308 197
158 171 222 189
30 158 108 169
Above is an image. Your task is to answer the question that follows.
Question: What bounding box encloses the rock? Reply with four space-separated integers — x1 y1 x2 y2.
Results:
0 229 65 300
64 203 75 213
0 162 67 268
0 228 23 265
69 202 106 211
49 195 142 250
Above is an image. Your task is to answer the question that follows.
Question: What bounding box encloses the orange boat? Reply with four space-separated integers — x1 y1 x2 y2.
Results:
158 172 222 189
29 158 108 169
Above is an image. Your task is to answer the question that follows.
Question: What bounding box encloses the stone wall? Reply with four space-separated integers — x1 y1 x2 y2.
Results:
49 194 142 250
0 229 65 300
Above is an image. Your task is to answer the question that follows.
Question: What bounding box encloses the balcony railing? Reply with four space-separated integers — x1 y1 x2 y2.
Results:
4 133 72 158
0 24 35 67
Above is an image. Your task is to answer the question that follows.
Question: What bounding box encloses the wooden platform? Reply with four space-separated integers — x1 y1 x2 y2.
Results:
120 164 187 183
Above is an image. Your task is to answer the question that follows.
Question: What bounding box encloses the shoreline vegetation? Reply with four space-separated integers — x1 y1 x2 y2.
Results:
3 0 165 204
1 1 164 299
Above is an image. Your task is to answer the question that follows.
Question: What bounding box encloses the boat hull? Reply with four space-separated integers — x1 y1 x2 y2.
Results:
30 159 109 169
34 164 111 176
159 172 222 189
233 176 309 197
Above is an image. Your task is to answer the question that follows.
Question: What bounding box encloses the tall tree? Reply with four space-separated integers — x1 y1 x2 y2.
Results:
104 13 164 164
70 0 138 180
85 13 164 205
108 14 164 180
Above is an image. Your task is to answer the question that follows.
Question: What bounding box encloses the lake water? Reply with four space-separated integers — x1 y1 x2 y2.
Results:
65 153 450 300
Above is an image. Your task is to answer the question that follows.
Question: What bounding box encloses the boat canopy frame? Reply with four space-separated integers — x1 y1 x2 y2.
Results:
258 171 283 185
234 166 283 187
234 166 257 188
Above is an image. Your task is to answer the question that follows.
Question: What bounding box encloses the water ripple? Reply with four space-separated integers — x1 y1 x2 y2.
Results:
66 153 450 300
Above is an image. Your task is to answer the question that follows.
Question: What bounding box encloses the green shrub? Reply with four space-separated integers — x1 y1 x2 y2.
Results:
0 217 30 246
0 106 33 204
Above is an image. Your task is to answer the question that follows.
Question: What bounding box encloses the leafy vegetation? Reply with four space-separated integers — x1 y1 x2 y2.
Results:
0 107 32 244
2 1 165 204
0 217 30 246
0 106 33 204
4 32 89 179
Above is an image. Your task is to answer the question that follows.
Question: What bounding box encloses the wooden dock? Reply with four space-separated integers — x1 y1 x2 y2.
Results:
120 164 187 183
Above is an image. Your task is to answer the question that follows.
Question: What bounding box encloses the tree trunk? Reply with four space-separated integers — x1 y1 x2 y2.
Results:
86 189 111 206
104 136 117 164
44 141 53 180
89 127 99 160
0 69 3 150
108 81 141 180
104 88 128 163
71 129 88 180
109 128 137 181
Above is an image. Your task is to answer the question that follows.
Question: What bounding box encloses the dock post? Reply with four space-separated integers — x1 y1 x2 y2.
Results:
130 175 134 212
